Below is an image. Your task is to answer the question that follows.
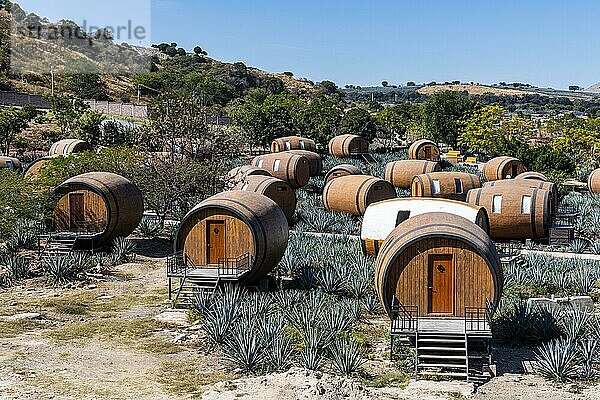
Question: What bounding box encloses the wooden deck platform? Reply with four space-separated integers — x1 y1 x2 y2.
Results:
392 317 492 337
186 268 248 281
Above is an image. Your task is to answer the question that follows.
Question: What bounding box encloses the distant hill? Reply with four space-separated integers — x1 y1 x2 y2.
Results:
585 82 600 93
417 84 537 97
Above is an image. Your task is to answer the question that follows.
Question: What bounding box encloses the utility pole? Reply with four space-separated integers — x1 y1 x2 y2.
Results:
50 66 55 95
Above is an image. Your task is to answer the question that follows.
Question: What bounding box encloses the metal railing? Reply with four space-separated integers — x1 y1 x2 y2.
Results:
465 299 493 333
217 253 251 277
390 297 419 333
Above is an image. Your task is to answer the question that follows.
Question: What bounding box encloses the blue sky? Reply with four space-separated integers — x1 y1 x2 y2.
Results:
16 0 600 89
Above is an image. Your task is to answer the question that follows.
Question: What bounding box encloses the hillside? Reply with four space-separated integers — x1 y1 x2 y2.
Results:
586 82 600 93
417 84 539 97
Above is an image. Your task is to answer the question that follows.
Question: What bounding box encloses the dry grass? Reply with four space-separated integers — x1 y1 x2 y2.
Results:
0 320 45 338
151 359 233 398
417 84 537 97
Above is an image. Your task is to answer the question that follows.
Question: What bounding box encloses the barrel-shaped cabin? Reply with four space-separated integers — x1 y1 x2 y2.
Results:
24 156 59 179
408 139 440 161
174 191 288 283
324 164 362 184
483 179 558 217
517 171 548 182
228 166 271 187
588 169 600 194
375 212 502 319
271 136 317 153
411 172 481 202
0 156 22 172
328 134 369 157
385 160 441 189
467 186 552 241
323 175 396 216
251 153 310 189
49 139 92 156
52 172 144 248
286 150 323 177
361 198 490 257
483 156 527 181
233 176 296 222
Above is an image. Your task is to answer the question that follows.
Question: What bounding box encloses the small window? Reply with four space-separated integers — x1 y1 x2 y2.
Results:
521 195 532 214
432 179 441 195
396 211 411 226
273 160 281 172
257 159 264 168
284 141 291 150
299 140 305 149
241 183 249 191
5 160 13 170
454 178 463 194
277 186 288 192
492 195 503 214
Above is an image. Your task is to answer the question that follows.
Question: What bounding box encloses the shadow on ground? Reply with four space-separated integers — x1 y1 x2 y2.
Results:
131 237 174 258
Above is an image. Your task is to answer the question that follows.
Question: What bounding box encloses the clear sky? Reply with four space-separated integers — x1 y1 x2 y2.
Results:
16 0 600 89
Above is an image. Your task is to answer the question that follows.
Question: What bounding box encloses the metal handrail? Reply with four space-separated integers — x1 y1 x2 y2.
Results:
391 297 419 333
465 298 493 332
217 253 251 277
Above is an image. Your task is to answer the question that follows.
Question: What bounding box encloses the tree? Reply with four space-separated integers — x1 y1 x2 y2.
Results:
193 46 208 56
46 94 90 136
302 97 343 146
382 81 389 87
340 107 378 142
376 103 414 147
0 105 37 155
421 91 476 147
260 76 285 95
458 104 533 158
407 81 416 86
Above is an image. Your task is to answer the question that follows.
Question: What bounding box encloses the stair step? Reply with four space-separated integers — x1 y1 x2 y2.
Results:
418 363 468 369
419 355 467 360
418 347 466 352
418 338 465 343
417 372 468 378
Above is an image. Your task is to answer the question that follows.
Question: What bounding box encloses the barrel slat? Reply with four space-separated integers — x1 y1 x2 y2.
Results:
233 176 296 221
384 160 441 189
49 139 92 156
271 136 316 153
251 153 310 189
286 150 323 176
411 172 481 201
408 139 440 161
467 186 551 240
588 169 600 194
322 175 396 216
325 164 362 183
483 156 527 181
328 135 369 157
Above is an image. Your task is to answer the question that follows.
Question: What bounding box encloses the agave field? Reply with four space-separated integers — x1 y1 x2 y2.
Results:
190 232 384 375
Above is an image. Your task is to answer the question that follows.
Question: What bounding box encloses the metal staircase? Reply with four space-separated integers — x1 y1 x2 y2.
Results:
38 234 76 263
166 252 251 307
416 332 469 379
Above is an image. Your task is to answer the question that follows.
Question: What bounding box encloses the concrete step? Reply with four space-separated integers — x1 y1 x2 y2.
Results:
418 363 468 369
418 354 467 360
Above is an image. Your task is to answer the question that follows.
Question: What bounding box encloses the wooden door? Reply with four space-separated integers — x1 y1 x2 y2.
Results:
207 221 226 265
428 255 454 315
69 193 85 230
511 165 518 178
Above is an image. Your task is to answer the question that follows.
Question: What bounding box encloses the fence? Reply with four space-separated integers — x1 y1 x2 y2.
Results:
1 91 50 109
84 100 148 119
0 91 231 125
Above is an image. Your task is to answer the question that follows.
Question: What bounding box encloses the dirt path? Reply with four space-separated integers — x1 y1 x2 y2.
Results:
1 238 600 400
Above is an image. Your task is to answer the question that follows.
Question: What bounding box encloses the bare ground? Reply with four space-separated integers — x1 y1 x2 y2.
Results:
1 238 600 400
